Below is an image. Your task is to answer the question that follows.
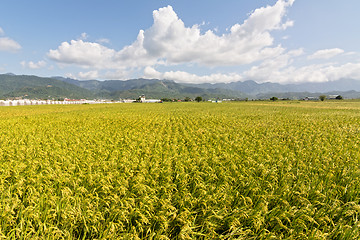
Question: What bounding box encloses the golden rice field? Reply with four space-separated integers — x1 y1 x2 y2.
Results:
0 101 360 239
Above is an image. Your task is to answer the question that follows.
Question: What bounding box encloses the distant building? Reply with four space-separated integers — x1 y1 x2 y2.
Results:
328 95 339 100
121 99 136 103
139 94 161 103
304 97 318 101
144 99 161 103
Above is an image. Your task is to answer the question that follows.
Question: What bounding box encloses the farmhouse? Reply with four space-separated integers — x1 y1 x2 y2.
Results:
139 95 161 103
304 97 318 101
328 95 340 100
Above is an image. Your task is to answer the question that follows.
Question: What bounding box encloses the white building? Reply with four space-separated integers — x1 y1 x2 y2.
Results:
139 95 161 103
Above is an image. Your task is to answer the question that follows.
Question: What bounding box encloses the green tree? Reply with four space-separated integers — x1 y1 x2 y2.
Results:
161 98 172 102
319 95 326 101
195 96 202 102
335 95 343 100
184 97 191 102
270 96 278 101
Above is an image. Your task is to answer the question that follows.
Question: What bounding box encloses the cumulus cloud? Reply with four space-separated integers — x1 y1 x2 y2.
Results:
143 66 244 83
48 0 295 70
143 46 360 84
0 27 21 52
79 32 89 40
96 38 110 44
66 69 130 80
239 47 359 83
308 48 344 60
244 52 360 84
46 1 360 84
144 59 360 84
290 62 360 83
140 1 293 66
0 37 21 52
78 70 99 79
244 48 304 82
48 40 118 69
21 60 47 69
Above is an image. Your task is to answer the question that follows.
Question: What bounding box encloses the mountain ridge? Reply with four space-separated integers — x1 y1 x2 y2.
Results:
0 74 95 99
1 73 360 100
187 79 360 94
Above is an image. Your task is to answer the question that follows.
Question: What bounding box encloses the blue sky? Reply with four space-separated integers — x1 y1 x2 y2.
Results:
1 0 360 84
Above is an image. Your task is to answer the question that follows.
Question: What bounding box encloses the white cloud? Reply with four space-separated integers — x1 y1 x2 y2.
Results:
65 73 76 79
143 66 161 78
294 62 360 82
48 40 118 69
0 27 21 52
143 46 360 84
140 0 294 66
244 53 360 84
46 1 360 84
308 48 344 60
66 69 130 80
79 32 89 40
143 59 360 85
0 37 21 52
244 48 304 82
143 66 244 83
96 38 110 44
78 70 99 79
344 52 357 56
48 0 295 70
21 60 47 69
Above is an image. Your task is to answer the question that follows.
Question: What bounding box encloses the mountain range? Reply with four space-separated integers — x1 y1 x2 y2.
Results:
1 73 360 100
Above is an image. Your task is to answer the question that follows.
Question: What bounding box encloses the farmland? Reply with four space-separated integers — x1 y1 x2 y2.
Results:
0 101 359 239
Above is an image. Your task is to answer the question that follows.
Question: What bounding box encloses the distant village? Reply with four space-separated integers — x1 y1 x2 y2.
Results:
0 95 162 106
0 94 344 106
0 98 114 106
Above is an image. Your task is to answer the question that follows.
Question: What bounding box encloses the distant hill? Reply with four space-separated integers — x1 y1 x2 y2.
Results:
53 77 248 99
189 79 360 95
0 74 95 99
1 74 360 100
254 90 360 100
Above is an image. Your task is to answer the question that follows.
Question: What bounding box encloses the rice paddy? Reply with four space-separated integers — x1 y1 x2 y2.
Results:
0 101 359 239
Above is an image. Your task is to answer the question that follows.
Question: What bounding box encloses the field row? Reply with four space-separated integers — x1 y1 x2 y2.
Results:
0 102 359 239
